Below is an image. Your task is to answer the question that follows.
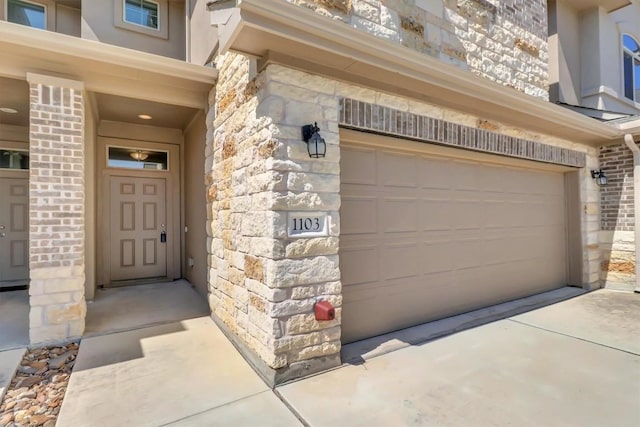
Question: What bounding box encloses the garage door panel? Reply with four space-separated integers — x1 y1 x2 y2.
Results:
454 200 484 230
341 246 379 286
341 196 377 235
478 167 507 192
453 161 482 190
340 138 567 343
419 158 453 190
420 198 452 231
452 238 487 270
341 146 377 185
382 198 418 233
382 243 420 280
342 275 458 343
380 151 418 188
421 241 455 274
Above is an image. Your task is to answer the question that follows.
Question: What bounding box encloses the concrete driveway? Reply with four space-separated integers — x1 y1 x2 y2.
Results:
279 289 640 427
45 289 639 426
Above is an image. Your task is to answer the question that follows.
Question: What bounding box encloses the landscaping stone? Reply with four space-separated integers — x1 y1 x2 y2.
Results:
0 342 78 427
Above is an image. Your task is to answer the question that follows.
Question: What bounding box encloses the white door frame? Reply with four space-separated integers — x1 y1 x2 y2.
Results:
97 137 181 287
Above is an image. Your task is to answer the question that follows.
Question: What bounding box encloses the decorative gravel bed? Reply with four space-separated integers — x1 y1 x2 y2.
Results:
0 342 78 427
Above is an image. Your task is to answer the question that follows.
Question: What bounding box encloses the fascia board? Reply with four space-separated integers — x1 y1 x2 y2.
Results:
0 21 217 84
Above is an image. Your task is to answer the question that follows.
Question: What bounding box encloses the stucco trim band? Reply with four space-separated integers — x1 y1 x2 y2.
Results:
339 98 587 168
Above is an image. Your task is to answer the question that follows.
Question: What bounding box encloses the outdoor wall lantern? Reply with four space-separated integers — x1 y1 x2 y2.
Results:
301 122 327 158
591 169 608 186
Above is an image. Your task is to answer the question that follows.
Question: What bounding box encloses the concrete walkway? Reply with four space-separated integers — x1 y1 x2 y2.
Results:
0 290 29 351
56 317 301 427
279 289 640 427
0 348 24 402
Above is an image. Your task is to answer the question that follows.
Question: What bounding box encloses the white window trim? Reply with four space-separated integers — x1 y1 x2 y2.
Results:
4 0 48 30
123 0 160 31
113 0 168 40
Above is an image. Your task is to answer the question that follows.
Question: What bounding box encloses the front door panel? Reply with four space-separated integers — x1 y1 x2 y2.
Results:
0 178 29 285
109 176 167 282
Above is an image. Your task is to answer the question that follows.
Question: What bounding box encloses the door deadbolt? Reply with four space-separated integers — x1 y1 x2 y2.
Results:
160 231 166 243
0 225 5 230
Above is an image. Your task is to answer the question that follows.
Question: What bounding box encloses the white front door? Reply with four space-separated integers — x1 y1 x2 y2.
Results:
0 177 29 287
109 176 168 282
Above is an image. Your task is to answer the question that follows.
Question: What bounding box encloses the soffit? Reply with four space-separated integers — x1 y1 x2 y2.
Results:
560 0 631 12
218 0 621 146
0 77 29 128
96 93 198 130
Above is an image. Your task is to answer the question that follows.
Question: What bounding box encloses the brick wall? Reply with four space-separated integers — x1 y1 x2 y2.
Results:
599 142 636 289
28 75 86 344
285 0 549 98
599 143 634 231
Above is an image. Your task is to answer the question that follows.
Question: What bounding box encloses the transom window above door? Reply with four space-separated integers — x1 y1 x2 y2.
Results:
108 147 168 171
124 0 159 30
7 0 46 30
623 34 640 103
0 149 29 170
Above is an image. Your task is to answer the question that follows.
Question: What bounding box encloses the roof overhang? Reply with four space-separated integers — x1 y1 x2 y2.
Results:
561 0 631 13
214 0 623 146
0 21 217 109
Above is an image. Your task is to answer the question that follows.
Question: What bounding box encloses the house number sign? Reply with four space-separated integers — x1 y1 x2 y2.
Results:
287 212 329 238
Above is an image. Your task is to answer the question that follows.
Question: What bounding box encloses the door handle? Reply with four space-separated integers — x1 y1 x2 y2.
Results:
160 231 166 243
0 232 5 238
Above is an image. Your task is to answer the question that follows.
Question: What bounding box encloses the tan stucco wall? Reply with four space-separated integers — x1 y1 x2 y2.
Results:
56 3 81 37
81 0 186 60
84 96 97 301
580 5 640 114
184 111 208 296
187 0 217 65
0 124 28 144
549 0 582 105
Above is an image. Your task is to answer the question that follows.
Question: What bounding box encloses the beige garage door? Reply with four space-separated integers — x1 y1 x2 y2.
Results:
340 137 568 343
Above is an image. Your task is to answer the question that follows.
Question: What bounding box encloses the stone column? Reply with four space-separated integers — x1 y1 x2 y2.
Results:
27 73 86 345
206 54 342 385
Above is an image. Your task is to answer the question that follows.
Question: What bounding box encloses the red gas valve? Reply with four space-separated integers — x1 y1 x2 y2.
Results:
314 300 335 321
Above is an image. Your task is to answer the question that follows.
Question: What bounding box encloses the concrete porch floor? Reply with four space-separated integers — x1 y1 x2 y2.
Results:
0 280 210 351
0 290 29 351
85 280 210 337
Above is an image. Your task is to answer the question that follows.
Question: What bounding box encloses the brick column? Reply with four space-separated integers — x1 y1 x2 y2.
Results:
27 73 86 344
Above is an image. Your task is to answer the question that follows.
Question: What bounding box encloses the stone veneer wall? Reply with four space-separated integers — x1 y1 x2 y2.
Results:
206 53 342 384
27 75 86 344
285 0 549 98
207 53 600 383
599 143 635 289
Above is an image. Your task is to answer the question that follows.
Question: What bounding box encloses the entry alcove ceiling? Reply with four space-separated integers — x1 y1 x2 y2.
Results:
0 77 29 127
95 93 199 129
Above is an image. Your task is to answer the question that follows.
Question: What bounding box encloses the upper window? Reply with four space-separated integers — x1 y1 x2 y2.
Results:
623 34 640 103
7 0 45 29
124 0 159 30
